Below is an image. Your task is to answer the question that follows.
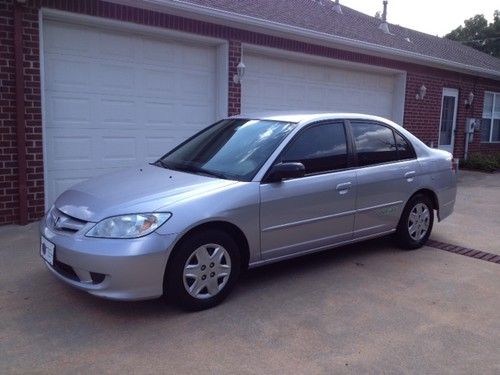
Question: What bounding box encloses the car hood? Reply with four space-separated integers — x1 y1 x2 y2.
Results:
55 165 238 222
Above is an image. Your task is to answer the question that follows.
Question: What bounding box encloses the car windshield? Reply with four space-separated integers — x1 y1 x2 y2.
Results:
156 119 297 181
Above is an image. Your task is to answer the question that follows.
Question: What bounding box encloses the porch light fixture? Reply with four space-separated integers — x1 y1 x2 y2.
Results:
233 61 246 84
415 84 427 100
465 91 474 107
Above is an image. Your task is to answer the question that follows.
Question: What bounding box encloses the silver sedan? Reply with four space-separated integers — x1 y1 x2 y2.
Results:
40 113 457 310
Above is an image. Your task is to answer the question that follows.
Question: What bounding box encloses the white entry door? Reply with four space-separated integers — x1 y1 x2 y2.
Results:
438 88 459 154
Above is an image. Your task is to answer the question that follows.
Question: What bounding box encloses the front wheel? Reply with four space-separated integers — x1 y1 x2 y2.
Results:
165 229 241 311
395 194 434 250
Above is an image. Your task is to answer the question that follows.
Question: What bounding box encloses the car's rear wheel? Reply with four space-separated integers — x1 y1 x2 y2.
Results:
395 194 434 250
165 229 241 311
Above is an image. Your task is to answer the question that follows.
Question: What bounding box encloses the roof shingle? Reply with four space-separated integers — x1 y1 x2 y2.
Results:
175 0 500 74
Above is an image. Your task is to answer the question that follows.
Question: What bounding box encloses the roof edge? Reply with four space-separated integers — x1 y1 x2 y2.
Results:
110 0 500 81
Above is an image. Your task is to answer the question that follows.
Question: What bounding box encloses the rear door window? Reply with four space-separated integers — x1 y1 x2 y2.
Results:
351 122 398 166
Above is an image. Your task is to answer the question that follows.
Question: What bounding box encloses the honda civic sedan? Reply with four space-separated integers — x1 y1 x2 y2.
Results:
40 113 457 310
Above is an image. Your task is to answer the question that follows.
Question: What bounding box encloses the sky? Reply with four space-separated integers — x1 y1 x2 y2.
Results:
339 0 498 36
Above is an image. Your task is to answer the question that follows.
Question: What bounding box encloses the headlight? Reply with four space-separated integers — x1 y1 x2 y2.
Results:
86 213 171 239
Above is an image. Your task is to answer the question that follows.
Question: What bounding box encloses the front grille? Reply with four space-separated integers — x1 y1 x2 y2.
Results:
48 208 88 234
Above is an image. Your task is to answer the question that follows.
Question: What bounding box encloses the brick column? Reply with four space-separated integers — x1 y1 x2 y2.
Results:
228 40 241 116
22 5 44 221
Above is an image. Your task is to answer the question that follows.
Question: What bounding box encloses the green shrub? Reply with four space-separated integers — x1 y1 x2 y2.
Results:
460 153 500 172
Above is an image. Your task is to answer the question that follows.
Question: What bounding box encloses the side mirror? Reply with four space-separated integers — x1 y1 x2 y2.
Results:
266 162 305 182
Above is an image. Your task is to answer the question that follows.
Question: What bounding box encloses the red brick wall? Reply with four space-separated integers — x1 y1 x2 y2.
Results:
0 0 18 225
1 0 500 225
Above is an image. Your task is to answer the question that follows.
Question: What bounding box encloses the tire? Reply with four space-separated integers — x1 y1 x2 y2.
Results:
164 229 241 311
395 194 434 250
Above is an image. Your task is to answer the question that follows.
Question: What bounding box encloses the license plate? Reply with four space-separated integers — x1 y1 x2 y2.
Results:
40 237 55 266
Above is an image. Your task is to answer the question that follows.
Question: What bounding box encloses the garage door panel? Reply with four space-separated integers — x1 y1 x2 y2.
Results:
178 103 215 126
181 72 215 97
44 22 94 56
47 96 93 126
144 102 176 126
100 98 137 125
143 68 176 94
100 136 138 165
97 32 138 62
145 136 177 161
142 38 176 64
242 53 397 120
98 63 136 90
45 56 91 89
43 20 218 207
49 135 93 166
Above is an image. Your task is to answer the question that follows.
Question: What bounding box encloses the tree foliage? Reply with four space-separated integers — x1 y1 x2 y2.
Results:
445 10 500 57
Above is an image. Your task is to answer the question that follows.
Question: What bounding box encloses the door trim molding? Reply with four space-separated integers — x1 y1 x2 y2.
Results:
262 209 356 232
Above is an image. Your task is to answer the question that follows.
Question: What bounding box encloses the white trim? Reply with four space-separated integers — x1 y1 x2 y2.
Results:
482 91 500 143
393 72 407 126
242 44 405 75
39 8 229 209
215 43 229 119
109 0 500 80
241 44 407 124
41 8 226 46
491 93 496 142
438 88 459 154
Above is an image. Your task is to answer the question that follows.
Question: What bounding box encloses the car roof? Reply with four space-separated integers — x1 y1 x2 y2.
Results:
231 112 395 124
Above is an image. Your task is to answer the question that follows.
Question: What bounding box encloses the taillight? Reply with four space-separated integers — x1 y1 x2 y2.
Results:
451 158 459 173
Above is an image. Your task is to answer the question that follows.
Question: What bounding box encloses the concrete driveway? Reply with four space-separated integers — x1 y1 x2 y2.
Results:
431 170 500 256
1 171 499 374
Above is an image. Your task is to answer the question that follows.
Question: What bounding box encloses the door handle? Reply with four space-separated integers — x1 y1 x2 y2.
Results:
404 171 416 182
336 182 352 194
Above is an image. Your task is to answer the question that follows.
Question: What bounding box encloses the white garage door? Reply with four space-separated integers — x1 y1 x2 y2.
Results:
242 52 400 120
43 20 218 207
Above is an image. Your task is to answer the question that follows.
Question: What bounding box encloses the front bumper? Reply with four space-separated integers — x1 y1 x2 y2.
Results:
40 218 178 301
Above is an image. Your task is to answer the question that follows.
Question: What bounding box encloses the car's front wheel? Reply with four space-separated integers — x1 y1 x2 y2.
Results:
165 229 241 311
395 194 434 250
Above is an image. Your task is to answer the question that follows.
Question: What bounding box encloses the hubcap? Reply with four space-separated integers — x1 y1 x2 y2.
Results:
407 203 430 241
183 244 232 299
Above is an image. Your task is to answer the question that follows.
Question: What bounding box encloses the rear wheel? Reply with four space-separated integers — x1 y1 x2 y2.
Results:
395 194 434 250
165 229 241 311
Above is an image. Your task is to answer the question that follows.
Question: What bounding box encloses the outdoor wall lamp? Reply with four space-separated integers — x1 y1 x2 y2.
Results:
233 61 246 84
415 84 427 100
465 91 474 107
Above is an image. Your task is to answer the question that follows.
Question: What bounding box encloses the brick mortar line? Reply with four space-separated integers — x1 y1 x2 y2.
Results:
426 240 500 264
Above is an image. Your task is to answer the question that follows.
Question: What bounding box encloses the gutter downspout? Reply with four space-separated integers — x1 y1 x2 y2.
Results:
14 2 28 225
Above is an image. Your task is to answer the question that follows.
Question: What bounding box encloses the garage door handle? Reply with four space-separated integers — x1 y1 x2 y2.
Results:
336 182 352 194
404 171 416 182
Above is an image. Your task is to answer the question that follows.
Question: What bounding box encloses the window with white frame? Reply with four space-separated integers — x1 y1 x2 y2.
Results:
481 92 500 142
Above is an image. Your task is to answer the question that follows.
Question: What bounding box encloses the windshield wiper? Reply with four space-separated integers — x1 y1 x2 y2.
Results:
184 166 229 180
152 160 229 180
151 160 170 169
